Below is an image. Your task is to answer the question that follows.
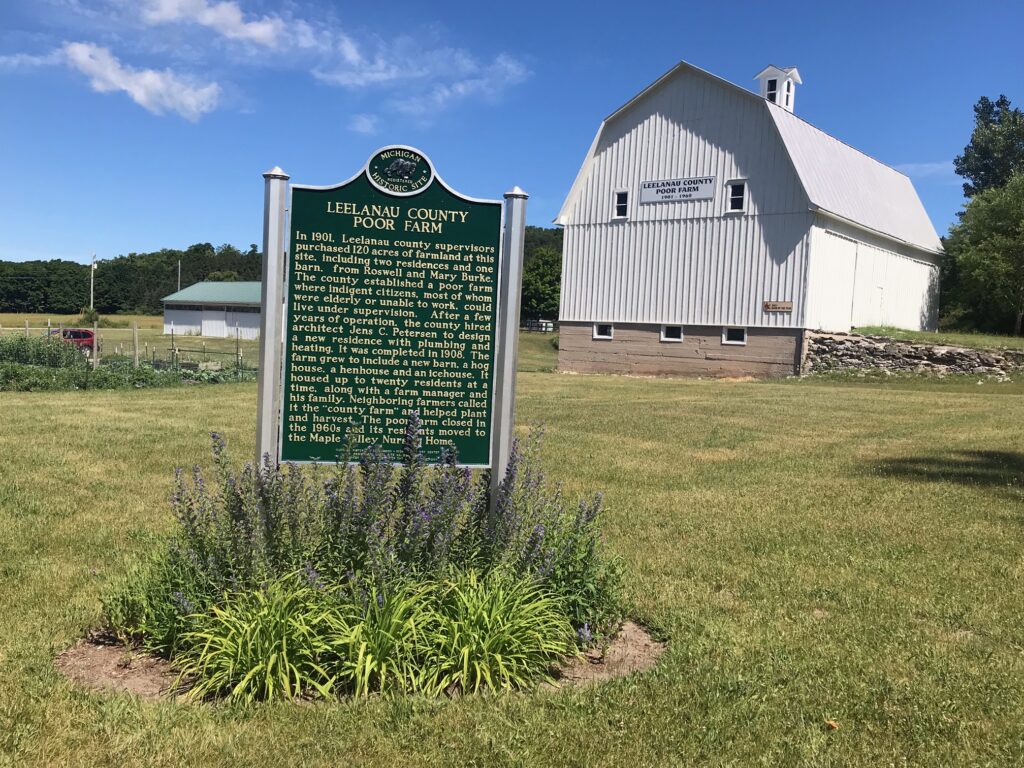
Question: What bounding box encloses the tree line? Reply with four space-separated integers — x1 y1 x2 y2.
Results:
0 230 563 320
943 95 1024 335
1 243 260 315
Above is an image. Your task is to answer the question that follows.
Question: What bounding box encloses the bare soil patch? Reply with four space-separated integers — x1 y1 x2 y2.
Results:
56 622 665 700
550 621 666 688
55 634 178 699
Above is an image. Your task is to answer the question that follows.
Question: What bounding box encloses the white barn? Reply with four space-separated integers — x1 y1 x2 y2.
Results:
162 281 262 339
556 61 942 377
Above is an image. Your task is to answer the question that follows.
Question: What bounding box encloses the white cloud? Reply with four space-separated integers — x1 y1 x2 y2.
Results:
0 50 64 70
348 113 378 135
895 161 956 179
135 0 531 113
141 0 285 48
392 54 529 117
313 40 485 89
7 2 530 121
62 42 221 121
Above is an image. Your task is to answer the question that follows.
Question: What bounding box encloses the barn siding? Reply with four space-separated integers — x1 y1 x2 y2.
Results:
163 308 202 336
805 218 940 332
560 66 812 329
163 306 261 338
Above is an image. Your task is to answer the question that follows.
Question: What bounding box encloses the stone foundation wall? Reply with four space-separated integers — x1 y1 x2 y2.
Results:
558 323 802 378
803 332 1024 378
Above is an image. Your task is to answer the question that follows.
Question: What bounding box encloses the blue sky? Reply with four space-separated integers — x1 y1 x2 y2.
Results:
1 0 1021 264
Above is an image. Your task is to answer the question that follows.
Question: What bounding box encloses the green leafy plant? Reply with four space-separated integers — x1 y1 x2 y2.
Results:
76 306 100 325
102 547 212 655
0 335 86 368
426 571 574 694
175 575 336 703
324 581 436 697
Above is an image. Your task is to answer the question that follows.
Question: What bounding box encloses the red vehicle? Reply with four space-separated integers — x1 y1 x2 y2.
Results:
50 328 99 356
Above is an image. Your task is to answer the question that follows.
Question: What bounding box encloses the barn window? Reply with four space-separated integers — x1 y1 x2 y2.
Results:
613 190 629 219
660 325 683 342
766 78 778 103
721 326 747 345
726 181 746 212
593 323 614 340
784 79 792 108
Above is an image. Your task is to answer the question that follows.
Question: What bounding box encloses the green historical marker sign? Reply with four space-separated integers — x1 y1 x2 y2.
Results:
279 147 502 466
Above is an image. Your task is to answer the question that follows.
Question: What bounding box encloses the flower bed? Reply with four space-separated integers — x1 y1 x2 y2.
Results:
103 416 623 701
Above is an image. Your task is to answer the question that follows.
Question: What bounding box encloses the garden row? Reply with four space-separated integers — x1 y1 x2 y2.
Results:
0 335 252 391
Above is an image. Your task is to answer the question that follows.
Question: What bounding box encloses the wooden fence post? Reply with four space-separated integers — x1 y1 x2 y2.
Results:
133 322 140 367
24 319 29 338
92 322 99 369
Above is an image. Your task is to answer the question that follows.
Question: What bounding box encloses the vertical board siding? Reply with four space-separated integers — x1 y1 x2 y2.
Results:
804 230 857 331
562 215 812 327
163 308 202 335
807 224 940 332
561 67 812 328
163 307 262 338
225 311 262 340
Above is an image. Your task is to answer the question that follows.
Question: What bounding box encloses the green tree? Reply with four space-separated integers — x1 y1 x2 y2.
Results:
206 270 240 281
520 246 561 321
945 173 1024 335
0 242 261 315
524 226 563 265
954 95 1024 197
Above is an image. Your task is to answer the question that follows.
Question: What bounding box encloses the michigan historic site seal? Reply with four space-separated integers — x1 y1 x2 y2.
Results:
366 146 433 196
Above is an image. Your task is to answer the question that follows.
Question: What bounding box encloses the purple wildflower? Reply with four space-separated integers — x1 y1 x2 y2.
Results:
577 623 593 645
171 591 194 615
302 562 324 589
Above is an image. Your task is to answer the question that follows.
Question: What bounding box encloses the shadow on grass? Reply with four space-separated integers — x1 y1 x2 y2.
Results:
873 451 1024 497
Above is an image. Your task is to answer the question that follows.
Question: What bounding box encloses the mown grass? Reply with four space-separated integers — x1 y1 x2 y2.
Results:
517 332 558 372
2 371 1024 765
855 325 1024 351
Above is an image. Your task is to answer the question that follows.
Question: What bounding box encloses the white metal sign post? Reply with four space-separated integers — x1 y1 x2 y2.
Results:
489 186 528 499
256 166 289 465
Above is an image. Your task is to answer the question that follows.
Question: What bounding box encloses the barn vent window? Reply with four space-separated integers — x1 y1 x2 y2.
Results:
727 181 746 212
613 190 629 219
593 323 614 340
722 326 747 345
660 325 683 342
784 79 792 108
766 78 778 103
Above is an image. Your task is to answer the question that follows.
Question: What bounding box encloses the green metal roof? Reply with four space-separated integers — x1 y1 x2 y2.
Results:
162 281 262 306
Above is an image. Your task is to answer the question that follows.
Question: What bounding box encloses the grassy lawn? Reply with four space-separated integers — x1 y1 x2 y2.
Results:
3 369 1024 764
517 332 559 372
0 313 164 330
855 325 1024 351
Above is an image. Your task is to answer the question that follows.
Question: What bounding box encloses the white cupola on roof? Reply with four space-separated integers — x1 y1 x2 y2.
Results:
755 65 802 113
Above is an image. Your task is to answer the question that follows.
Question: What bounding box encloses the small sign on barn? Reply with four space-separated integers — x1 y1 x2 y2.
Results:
639 176 716 204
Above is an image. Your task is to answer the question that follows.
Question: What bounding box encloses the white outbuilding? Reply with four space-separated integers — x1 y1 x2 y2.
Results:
556 60 942 377
162 281 262 339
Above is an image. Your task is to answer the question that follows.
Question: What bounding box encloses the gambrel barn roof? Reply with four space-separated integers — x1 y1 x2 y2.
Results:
557 60 942 255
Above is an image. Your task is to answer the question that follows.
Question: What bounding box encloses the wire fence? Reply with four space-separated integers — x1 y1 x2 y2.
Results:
0 320 259 375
